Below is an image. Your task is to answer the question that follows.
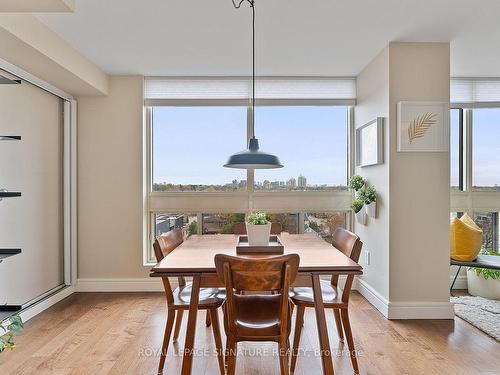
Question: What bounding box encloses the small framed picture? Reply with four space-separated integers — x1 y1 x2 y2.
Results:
356 118 384 167
397 101 449 152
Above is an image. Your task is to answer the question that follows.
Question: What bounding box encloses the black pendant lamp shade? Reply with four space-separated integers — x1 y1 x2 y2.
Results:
224 137 283 169
224 0 283 170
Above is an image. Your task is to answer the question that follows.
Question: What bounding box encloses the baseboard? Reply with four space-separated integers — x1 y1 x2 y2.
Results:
450 275 467 290
18 285 75 323
76 278 164 292
354 278 389 317
387 301 454 319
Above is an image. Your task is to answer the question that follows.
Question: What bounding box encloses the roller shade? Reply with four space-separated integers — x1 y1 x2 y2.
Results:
144 77 356 104
451 78 500 106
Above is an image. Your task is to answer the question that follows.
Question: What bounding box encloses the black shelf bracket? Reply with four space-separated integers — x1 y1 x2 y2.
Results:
0 136 21 141
0 191 21 198
0 249 22 263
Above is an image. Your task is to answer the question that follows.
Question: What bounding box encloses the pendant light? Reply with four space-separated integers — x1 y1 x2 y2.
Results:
224 0 283 169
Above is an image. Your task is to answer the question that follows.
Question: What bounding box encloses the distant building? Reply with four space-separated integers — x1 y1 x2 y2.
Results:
271 181 279 189
232 179 238 188
298 174 307 188
287 178 297 188
279 181 285 187
263 180 270 189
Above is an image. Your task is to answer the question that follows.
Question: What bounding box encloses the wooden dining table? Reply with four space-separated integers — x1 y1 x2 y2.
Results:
150 233 363 375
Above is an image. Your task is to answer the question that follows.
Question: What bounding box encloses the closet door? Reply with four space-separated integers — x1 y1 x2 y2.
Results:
0 71 64 306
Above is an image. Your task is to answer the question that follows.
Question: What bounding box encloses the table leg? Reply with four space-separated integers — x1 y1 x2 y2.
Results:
312 273 335 375
181 274 201 375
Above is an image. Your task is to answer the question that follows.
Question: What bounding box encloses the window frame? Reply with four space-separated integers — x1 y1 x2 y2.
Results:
143 100 354 265
450 106 500 253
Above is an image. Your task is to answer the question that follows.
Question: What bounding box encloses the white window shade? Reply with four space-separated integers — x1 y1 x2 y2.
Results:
144 77 356 104
451 78 500 106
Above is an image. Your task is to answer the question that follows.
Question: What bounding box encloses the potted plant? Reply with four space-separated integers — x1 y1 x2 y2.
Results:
351 198 366 225
359 185 377 218
0 314 23 353
466 249 500 300
348 175 365 192
246 212 271 246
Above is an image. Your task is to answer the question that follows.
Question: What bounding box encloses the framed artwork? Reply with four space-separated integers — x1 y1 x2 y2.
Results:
397 101 449 152
356 117 384 167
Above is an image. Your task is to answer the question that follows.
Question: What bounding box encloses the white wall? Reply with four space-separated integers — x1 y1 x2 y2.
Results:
77 76 148 280
355 43 453 319
0 72 64 305
354 46 390 302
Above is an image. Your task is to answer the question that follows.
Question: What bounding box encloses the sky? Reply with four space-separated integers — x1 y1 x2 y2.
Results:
152 106 348 186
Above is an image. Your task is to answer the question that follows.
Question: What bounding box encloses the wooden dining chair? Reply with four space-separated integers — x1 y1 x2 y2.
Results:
271 222 283 235
154 228 225 375
289 228 363 374
214 254 300 375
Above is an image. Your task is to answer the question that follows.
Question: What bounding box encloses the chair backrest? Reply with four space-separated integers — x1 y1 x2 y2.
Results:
233 222 246 235
153 228 185 305
153 228 184 262
330 228 363 303
214 254 300 337
270 222 282 235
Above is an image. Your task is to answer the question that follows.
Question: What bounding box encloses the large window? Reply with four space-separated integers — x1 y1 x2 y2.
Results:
472 108 500 190
145 79 354 264
254 107 348 191
450 107 500 253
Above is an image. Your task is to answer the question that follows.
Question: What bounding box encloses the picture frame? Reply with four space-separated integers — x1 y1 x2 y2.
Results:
356 117 384 167
397 101 449 152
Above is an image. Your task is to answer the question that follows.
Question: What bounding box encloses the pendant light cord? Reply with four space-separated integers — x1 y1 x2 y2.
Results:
233 0 256 139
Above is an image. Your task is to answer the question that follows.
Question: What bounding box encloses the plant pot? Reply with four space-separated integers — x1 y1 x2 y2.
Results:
365 201 377 218
246 222 271 246
355 210 367 225
466 269 500 300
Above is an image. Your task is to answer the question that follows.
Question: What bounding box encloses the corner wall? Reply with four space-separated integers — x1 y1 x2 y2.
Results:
77 76 151 282
355 43 453 319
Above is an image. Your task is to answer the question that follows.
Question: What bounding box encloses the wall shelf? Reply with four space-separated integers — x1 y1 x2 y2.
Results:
0 136 21 141
0 248 22 263
0 191 21 198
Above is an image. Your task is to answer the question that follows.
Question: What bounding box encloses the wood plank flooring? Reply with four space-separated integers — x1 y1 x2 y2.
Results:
0 292 499 375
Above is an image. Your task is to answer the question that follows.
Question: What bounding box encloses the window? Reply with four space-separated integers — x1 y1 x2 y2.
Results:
254 106 348 191
472 108 500 191
152 106 247 192
450 109 464 190
145 78 355 265
473 212 499 253
202 213 245 234
305 212 347 243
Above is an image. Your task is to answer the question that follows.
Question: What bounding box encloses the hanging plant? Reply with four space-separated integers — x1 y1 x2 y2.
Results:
348 175 365 191
0 314 23 353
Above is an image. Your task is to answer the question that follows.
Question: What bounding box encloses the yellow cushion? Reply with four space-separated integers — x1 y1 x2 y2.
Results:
450 213 483 262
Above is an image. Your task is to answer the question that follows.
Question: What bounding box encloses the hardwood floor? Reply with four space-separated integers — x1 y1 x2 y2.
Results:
0 292 498 374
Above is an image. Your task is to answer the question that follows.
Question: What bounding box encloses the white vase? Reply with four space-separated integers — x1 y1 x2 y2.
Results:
365 201 377 218
246 222 271 246
466 269 500 300
355 210 367 225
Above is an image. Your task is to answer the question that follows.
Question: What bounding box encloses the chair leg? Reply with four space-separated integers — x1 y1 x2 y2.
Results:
205 310 212 327
290 305 305 374
278 339 290 375
333 308 344 342
158 309 175 374
340 308 359 374
209 309 225 375
226 338 238 375
172 310 184 343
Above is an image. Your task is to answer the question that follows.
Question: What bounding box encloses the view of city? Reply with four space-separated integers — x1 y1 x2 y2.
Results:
153 174 348 192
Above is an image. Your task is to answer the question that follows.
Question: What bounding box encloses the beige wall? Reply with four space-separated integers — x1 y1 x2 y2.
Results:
388 43 451 303
355 43 452 317
354 46 390 300
77 76 148 279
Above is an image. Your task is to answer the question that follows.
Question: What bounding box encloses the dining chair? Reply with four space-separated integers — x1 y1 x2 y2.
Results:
289 228 363 374
214 254 300 375
233 222 283 235
153 228 225 375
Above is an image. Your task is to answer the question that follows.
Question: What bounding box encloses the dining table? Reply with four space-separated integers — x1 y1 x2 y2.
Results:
150 233 363 375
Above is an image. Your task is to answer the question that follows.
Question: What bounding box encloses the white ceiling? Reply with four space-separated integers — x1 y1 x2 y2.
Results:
35 0 500 77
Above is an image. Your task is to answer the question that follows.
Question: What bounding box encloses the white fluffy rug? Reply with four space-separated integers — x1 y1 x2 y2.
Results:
450 296 500 341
